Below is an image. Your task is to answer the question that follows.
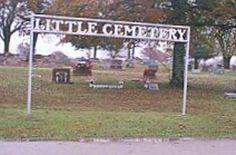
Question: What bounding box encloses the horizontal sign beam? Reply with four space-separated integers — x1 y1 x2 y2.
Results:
31 14 190 43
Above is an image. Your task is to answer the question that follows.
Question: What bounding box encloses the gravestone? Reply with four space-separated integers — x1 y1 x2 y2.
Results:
143 62 158 81
143 69 157 80
52 68 71 84
232 65 236 72
225 92 236 99
188 63 193 71
144 81 159 91
126 59 135 68
192 69 201 74
0 55 4 64
110 59 123 69
73 60 92 76
213 64 224 75
148 83 159 91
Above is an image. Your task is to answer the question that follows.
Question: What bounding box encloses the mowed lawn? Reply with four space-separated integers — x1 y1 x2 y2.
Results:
0 66 236 140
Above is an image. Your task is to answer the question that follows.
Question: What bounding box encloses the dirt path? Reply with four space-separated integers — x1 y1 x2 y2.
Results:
0 139 236 155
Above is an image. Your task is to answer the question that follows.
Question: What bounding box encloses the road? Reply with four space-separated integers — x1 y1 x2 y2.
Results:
0 139 236 155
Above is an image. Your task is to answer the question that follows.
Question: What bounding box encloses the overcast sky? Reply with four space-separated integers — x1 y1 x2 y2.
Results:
0 33 144 59
0 33 95 58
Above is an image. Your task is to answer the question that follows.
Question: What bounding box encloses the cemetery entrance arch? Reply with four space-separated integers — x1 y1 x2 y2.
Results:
27 13 191 115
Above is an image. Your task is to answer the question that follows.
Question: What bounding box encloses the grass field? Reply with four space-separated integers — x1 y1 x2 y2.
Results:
0 66 236 140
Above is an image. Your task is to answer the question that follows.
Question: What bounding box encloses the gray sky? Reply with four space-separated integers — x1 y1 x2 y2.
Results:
0 33 91 58
0 33 145 59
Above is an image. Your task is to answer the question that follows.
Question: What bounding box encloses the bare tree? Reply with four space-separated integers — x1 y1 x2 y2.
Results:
0 0 27 56
215 28 236 69
26 0 52 60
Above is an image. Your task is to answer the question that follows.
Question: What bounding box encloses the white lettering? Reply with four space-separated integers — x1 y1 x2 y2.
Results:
114 24 124 36
32 16 189 42
76 22 87 33
103 24 113 35
51 20 64 31
137 26 148 37
150 28 160 39
169 28 178 40
45 19 51 31
87 22 98 34
65 21 77 33
177 29 186 41
124 25 136 37
159 28 169 40
34 18 41 30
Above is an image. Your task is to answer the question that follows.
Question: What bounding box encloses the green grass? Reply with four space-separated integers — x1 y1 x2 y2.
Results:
1 107 235 140
0 66 236 140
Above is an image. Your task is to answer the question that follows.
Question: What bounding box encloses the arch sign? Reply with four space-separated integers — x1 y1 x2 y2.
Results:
27 14 190 115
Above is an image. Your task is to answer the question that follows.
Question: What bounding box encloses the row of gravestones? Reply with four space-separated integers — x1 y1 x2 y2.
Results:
101 59 135 70
201 64 225 75
190 64 225 75
52 60 159 91
52 70 159 91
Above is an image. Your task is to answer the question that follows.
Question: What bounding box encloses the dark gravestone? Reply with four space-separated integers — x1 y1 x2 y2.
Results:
143 69 157 80
143 60 158 81
110 59 123 69
73 60 92 76
52 68 71 84
188 64 193 71
232 65 236 72
0 55 4 64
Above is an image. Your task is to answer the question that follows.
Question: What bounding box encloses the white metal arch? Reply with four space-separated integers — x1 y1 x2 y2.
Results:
27 13 191 115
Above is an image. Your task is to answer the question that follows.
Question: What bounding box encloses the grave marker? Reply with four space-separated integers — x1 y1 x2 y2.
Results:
52 68 71 84
73 60 92 76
